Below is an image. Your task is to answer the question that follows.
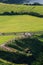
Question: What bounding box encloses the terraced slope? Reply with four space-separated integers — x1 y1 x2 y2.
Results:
0 34 43 65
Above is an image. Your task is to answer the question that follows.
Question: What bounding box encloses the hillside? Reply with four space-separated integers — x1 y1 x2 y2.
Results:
0 33 43 65
0 3 43 33
0 2 43 65
0 3 43 15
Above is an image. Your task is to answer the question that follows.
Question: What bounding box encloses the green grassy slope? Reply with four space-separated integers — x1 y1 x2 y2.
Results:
0 3 43 33
0 35 15 45
0 34 43 65
0 3 43 15
0 3 43 65
0 15 43 33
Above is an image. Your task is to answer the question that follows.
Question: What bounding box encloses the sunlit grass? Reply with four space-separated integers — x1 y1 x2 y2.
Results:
0 3 43 14
0 15 43 32
0 35 15 45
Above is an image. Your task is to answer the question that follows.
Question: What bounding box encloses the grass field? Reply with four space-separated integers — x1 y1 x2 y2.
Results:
0 35 15 45
0 3 43 33
0 3 43 65
0 3 43 15
0 15 43 33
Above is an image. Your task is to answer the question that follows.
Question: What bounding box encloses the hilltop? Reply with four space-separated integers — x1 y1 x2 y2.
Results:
0 3 43 15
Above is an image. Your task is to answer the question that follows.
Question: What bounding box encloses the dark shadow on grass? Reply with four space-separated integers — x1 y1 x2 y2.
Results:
7 35 43 57
38 34 43 38
0 11 43 18
0 50 35 65
0 34 42 65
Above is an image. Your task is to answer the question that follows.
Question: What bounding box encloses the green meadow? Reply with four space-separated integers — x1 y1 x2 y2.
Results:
0 3 43 33
0 3 43 65
0 3 43 15
0 15 43 33
0 35 15 45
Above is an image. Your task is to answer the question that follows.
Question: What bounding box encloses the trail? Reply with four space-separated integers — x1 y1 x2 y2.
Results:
0 32 33 52
0 38 18 52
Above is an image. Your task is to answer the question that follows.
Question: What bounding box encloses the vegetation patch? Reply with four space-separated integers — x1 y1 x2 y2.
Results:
0 34 43 65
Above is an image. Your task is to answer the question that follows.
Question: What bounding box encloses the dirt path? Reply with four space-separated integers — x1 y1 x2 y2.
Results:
0 42 18 52
1 44 18 52
0 33 33 52
0 38 18 52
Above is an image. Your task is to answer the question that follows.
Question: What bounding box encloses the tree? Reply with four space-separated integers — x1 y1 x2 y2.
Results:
33 2 41 5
